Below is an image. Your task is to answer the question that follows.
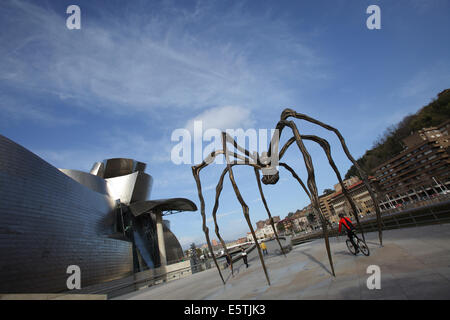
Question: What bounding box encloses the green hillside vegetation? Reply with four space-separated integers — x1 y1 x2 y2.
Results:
345 89 450 179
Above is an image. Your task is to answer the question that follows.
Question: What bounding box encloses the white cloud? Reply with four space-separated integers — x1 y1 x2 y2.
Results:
185 105 256 133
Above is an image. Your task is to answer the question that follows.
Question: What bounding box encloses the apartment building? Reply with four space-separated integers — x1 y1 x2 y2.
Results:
330 178 376 218
374 123 450 210
250 215 281 240
318 192 337 223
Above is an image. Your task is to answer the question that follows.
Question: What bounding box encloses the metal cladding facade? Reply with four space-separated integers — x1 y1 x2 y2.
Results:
0 135 193 293
0 135 133 293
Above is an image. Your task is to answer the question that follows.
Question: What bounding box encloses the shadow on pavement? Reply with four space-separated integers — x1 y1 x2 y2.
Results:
333 250 357 257
300 249 333 276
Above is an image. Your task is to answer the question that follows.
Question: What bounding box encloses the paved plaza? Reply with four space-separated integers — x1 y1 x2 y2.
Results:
116 224 450 300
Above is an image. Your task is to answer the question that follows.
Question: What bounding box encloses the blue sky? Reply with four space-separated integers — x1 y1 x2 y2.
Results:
1 0 449 249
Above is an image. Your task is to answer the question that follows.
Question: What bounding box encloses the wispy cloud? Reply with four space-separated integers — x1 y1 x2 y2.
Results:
178 234 205 249
397 63 450 99
0 94 80 126
184 105 256 133
206 209 241 223
34 129 172 170
0 0 325 122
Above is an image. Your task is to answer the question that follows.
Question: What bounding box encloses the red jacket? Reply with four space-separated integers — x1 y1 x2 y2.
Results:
339 217 354 233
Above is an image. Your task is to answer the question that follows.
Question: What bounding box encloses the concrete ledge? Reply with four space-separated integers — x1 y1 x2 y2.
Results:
65 260 193 299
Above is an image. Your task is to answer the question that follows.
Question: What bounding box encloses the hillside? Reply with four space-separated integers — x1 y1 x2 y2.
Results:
345 88 450 179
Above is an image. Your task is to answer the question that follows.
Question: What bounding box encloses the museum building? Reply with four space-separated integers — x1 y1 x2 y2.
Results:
0 134 196 293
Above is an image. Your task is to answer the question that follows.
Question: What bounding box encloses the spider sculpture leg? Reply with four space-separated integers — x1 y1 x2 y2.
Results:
278 162 311 199
276 120 336 276
278 162 336 228
303 135 367 241
192 155 226 285
253 167 286 257
280 140 334 229
222 132 271 285
211 165 237 276
192 149 251 284
212 163 286 276
281 135 367 242
193 140 268 284
280 109 383 246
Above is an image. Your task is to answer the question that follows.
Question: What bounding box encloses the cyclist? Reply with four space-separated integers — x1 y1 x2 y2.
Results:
338 213 359 253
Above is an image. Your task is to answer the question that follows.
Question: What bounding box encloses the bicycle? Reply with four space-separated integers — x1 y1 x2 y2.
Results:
345 231 370 256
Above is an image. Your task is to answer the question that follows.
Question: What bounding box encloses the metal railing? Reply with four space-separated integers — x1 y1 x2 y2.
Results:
379 193 450 215
361 201 450 232
292 199 450 245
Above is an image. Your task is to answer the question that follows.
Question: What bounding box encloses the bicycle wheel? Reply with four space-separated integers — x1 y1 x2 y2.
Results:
357 238 370 256
346 239 357 255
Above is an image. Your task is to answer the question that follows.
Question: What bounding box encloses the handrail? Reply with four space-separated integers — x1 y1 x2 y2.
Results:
292 201 450 245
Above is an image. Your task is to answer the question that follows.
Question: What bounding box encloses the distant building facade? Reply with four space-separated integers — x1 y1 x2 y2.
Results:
319 192 337 224
330 177 377 218
237 237 247 244
334 176 360 193
256 220 266 229
374 122 450 211
253 215 280 239
276 217 293 233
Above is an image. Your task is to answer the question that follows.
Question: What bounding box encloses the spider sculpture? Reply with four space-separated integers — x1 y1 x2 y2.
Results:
192 108 383 286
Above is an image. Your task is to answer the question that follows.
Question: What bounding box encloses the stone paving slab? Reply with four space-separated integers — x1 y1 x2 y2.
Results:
115 224 450 300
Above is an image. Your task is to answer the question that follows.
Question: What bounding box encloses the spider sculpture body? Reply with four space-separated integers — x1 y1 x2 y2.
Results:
192 108 383 286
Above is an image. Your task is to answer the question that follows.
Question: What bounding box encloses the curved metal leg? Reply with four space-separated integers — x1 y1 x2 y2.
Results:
254 167 286 257
276 120 336 276
280 109 383 246
223 133 271 286
269 110 383 246
293 135 367 242
279 162 311 199
211 166 236 276
192 165 226 285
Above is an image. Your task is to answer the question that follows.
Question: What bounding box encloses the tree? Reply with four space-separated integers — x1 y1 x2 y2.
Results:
298 220 306 230
307 212 316 224
276 221 285 233
323 188 334 196
190 242 201 273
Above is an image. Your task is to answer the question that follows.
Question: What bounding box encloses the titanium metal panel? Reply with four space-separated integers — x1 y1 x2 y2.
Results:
105 171 152 205
163 223 185 263
59 169 109 195
0 135 133 293
103 158 147 179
